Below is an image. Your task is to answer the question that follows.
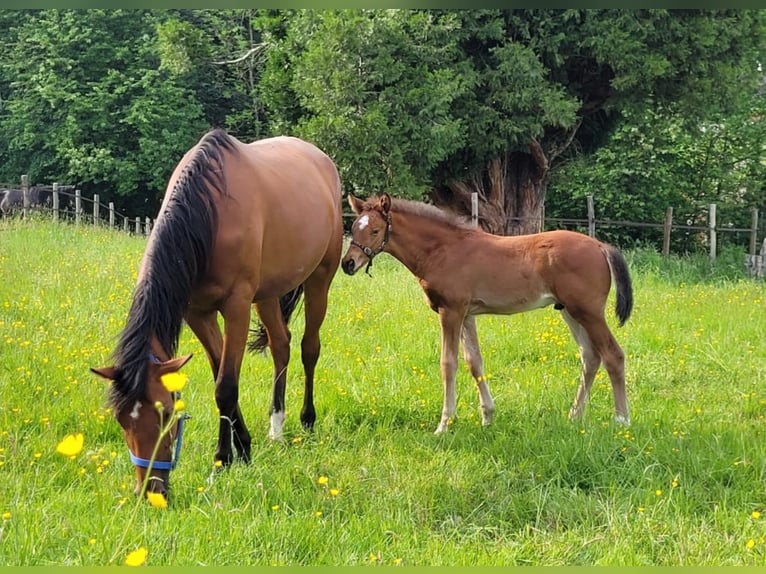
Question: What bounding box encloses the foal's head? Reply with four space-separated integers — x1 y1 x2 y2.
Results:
342 193 392 276
91 354 192 501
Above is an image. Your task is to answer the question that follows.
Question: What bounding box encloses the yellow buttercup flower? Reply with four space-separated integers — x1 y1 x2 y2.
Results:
174 399 186 412
160 372 188 393
125 547 148 566
317 475 329 485
146 492 168 509
56 433 84 457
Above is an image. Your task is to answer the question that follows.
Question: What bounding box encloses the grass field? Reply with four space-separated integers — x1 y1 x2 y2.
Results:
1 218 765 565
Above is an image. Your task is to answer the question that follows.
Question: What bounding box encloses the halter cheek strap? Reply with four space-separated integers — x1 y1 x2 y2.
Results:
128 402 190 471
351 212 391 276
128 354 190 471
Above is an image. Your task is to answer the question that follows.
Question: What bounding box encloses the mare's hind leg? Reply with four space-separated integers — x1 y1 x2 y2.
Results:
564 309 630 425
461 314 495 427
298 279 328 431
185 308 252 464
255 298 291 441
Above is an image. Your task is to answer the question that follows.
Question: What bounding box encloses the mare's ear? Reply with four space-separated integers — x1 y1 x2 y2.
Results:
91 366 117 381
156 353 193 376
380 193 392 215
348 193 364 214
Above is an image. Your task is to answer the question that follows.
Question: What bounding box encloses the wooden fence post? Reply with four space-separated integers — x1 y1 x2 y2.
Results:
662 206 673 256
134 216 141 235
93 194 100 225
123 216 129 233
109 202 115 228
52 182 59 223
145 217 151 236
471 192 478 228
21 174 29 219
587 195 595 238
750 208 759 256
75 190 82 225
709 203 717 261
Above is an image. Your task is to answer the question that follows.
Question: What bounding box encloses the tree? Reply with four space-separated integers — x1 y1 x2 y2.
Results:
257 9 766 235
0 10 208 213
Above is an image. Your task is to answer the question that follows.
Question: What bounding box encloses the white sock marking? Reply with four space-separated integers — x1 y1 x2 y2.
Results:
269 411 286 441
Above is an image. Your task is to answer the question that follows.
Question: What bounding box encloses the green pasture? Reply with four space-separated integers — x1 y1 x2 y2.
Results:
0 218 764 565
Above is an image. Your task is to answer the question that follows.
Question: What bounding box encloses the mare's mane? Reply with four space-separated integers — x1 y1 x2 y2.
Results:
109 128 238 411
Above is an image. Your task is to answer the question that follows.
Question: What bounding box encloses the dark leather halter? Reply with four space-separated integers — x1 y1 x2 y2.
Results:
350 211 391 276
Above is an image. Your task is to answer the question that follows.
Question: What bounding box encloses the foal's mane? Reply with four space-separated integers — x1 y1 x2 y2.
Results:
386 196 473 231
109 128 238 411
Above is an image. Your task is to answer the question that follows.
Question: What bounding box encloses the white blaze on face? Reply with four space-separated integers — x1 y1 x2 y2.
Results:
357 215 370 231
129 401 142 420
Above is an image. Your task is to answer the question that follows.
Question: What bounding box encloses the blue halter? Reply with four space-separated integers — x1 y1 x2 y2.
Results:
128 354 190 471
128 399 189 471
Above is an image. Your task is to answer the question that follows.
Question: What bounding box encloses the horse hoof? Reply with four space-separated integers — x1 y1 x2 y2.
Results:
614 414 631 426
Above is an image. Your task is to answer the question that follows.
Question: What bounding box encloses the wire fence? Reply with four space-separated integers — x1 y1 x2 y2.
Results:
2 178 764 279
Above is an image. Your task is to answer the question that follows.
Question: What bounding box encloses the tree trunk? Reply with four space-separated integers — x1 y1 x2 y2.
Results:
432 140 549 236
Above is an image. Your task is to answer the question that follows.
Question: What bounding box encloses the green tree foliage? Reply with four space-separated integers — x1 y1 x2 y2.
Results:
257 9 766 236
0 10 207 209
258 10 469 195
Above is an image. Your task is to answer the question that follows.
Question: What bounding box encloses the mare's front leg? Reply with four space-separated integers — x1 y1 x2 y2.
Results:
214 295 253 465
186 307 251 465
435 306 465 434
461 314 495 427
255 298 291 441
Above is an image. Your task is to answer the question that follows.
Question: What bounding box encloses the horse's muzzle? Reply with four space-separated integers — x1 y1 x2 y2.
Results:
341 257 358 276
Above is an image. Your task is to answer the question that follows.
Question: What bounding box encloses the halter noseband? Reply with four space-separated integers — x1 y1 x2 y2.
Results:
128 400 189 471
128 355 190 472
350 211 391 276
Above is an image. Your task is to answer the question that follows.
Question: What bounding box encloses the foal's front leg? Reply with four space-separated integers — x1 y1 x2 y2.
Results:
435 307 464 434
461 314 495 427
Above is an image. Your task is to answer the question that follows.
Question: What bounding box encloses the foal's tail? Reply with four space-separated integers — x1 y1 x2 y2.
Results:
602 245 633 327
247 285 305 353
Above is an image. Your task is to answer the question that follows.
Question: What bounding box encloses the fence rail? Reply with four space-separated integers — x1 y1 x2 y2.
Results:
2 178 764 279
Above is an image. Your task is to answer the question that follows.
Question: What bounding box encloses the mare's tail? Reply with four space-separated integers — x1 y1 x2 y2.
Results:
602 245 633 327
247 285 305 353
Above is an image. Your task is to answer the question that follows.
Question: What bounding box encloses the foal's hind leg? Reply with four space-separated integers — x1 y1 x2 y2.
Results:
186 307 252 464
255 298 292 441
561 310 601 421
564 310 630 425
461 314 495 427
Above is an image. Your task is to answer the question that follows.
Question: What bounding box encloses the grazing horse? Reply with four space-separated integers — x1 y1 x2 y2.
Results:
341 193 633 434
0 187 49 215
91 129 343 500
0 185 74 215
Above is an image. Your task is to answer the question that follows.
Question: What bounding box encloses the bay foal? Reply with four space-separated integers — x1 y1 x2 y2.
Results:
341 193 633 434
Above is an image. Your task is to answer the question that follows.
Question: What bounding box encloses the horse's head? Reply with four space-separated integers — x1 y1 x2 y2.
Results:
90 354 193 502
342 193 392 276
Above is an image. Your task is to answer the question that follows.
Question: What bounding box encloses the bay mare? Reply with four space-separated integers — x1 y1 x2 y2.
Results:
91 129 343 500
341 193 633 434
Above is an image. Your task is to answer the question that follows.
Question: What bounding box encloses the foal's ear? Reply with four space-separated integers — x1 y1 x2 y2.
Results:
379 193 392 214
348 193 364 214
90 366 117 381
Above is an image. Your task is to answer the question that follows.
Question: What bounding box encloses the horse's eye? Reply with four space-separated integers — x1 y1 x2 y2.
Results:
372 229 379 235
